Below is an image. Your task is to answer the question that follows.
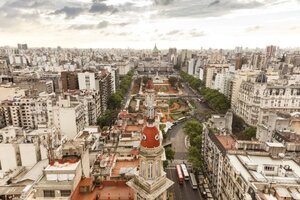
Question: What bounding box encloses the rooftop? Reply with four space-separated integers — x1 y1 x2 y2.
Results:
228 154 300 184
111 159 139 177
216 135 236 150
71 180 133 200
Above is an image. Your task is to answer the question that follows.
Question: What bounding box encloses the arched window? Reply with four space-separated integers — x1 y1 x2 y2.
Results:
156 161 160 177
141 161 145 177
148 162 153 179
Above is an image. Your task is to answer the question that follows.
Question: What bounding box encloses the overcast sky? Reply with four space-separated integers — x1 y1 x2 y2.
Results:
0 0 299 49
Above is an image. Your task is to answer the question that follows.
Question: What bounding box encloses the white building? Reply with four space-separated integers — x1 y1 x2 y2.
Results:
78 72 98 90
53 96 86 139
187 58 195 75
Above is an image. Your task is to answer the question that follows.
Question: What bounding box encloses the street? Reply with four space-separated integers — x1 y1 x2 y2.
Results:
166 167 202 200
164 82 211 200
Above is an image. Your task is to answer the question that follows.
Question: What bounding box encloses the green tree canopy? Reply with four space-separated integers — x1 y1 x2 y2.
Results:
165 147 175 162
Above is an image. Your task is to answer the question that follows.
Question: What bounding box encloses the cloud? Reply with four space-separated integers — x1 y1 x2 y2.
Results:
67 20 132 30
52 6 84 19
69 24 95 30
154 0 174 5
159 0 264 18
97 21 109 29
3 0 53 9
245 25 262 32
166 30 181 35
208 0 220 7
189 30 205 37
89 2 117 13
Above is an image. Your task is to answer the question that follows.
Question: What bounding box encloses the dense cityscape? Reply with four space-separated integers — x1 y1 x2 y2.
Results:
0 44 300 200
1 0 300 199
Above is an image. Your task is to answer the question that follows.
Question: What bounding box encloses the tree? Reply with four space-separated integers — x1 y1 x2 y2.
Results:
168 77 178 88
183 119 203 171
188 146 202 171
165 147 175 162
244 127 256 139
183 119 203 142
108 93 122 110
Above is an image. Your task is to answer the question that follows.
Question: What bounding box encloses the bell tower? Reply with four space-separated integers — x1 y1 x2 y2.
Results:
127 80 173 200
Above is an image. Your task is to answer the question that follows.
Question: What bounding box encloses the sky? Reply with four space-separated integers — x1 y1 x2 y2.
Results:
0 0 300 49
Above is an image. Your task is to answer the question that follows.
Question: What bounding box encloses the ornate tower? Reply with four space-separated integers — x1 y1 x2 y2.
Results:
127 80 173 200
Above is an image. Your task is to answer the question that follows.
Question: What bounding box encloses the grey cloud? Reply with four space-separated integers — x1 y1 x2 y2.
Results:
245 25 262 32
52 6 84 19
159 0 264 18
89 3 117 13
166 30 181 35
189 31 205 37
154 0 174 5
97 21 109 29
209 0 220 7
3 0 52 9
69 24 95 30
67 20 132 30
116 22 130 26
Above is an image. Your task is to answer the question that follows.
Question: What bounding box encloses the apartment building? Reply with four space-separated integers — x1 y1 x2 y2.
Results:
202 119 300 200
1 92 56 129
203 63 230 89
32 140 89 200
61 71 79 92
235 73 300 126
53 96 86 139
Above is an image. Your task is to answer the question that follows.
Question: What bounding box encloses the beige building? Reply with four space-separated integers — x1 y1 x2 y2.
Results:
33 140 90 199
235 73 300 126
203 120 300 200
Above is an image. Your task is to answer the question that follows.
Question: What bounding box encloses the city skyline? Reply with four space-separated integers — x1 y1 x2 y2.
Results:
0 0 300 49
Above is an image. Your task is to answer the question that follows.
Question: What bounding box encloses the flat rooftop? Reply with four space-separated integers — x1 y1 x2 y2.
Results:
228 154 300 184
112 159 139 177
216 135 235 150
71 180 133 200
45 160 80 172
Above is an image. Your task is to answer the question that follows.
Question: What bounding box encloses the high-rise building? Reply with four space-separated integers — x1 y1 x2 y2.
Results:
78 72 98 90
61 71 79 92
17 43 28 50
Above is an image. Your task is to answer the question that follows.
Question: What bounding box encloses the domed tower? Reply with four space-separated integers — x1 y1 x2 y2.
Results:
127 80 173 200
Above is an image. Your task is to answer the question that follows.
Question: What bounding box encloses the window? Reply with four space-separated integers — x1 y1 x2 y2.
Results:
264 166 275 171
60 190 71 197
43 190 55 197
148 162 153 179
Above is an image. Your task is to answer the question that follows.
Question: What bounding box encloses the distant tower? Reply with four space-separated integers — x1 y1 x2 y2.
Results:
152 44 160 59
127 80 173 200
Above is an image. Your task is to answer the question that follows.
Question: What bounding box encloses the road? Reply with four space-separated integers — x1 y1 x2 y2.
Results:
168 122 187 160
164 82 212 200
166 167 202 200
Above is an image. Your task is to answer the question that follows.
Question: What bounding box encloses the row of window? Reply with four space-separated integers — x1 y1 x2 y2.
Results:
43 190 71 197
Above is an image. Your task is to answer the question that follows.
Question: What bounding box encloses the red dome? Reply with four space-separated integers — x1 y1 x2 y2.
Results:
140 126 160 148
145 80 154 90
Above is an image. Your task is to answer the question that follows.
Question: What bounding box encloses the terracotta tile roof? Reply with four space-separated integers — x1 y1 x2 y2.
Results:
80 178 93 187
216 135 236 150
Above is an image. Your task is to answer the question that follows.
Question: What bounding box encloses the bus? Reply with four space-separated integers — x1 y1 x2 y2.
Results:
176 165 184 184
180 164 189 180
189 173 197 189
